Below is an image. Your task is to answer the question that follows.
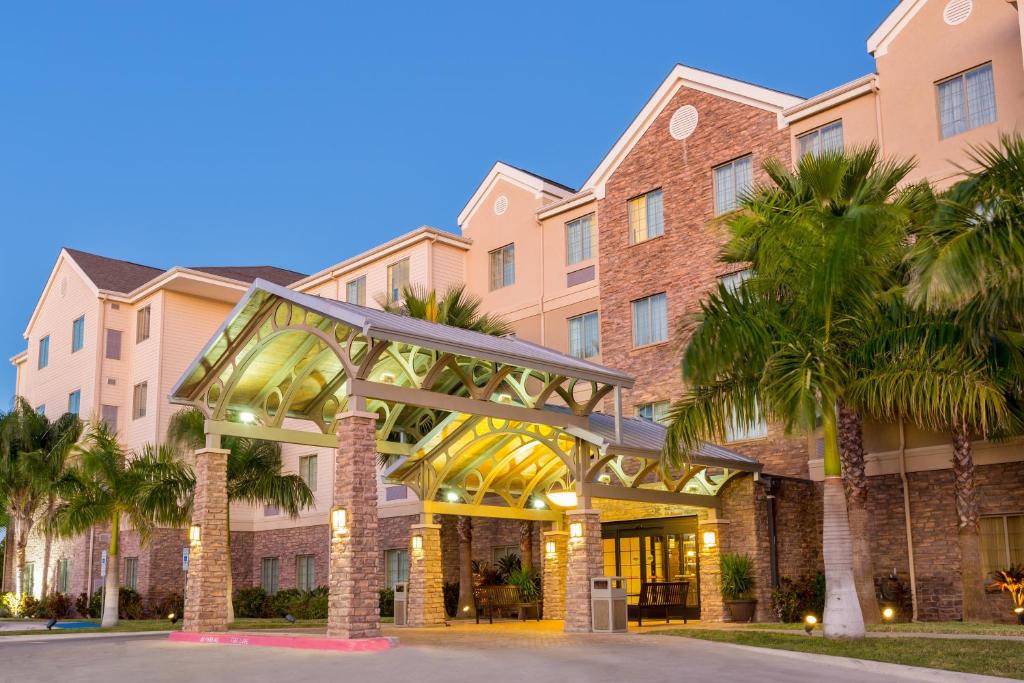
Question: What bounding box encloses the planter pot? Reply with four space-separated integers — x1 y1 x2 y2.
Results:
724 599 757 623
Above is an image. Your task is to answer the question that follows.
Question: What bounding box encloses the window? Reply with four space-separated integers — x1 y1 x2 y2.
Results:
57 558 70 593
136 305 151 343
296 555 316 591
261 557 280 594
68 390 81 416
797 121 844 158
714 155 753 215
38 336 49 369
71 316 85 353
124 557 138 590
384 549 409 589
565 214 595 264
132 382 147 420
632 293 668 347
101 405 119 433
725 402 769 442
627 189 664 243
24 562 35 597
937 63 996 139
264 504 279 516
491 545 519 564
489 244 515 290
980 514 1024 581
719 269 751 296
346 276 366 306
299 455 317 492
387 259 410 303
568 311 600 359
36 405 45 416
636 401 671 425
105 329 122 360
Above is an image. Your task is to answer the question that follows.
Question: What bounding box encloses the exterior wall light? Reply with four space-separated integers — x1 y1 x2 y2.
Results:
544 541 557 556
189 524 201 544
569 522 583 538
881 607 895 621
532 498 546 509
701 530 717 549
331 507 348 533
411 534 423 551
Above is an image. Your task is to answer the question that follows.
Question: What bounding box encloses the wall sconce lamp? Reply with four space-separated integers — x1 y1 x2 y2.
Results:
544 541 557 556
189 524 201 544
331 507 348 534
701 530 717 549
569 522 583 539
411 534 423 551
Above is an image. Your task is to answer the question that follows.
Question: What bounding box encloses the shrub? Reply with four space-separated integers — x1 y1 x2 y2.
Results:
268 588 303 617
306 591 327 620
151 592 185 620
234 587 270 618
379 588 394 618
118 587 145 619
506 567 540 601
770 573 826 622
720 553 755 600
75 592 94 618
37 593 73 618
21 595 40 618
443 581 459 618
495 553 521 582
88 589 102 618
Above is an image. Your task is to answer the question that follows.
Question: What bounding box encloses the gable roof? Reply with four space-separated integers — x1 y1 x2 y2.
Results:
457 161 576 228
64 248 165 294
867 0 927 57
188 265 306 287
581 64 804 198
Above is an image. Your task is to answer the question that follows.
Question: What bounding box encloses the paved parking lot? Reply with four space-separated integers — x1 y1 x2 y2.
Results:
0 622 1006 683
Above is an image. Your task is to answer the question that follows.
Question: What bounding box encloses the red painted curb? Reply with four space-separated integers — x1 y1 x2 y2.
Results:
168 631 395 652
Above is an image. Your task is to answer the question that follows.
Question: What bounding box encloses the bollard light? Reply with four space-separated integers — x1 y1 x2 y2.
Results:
331 507 348 533
189 524 201 544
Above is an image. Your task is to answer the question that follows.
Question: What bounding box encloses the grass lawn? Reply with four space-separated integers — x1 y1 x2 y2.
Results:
0 616 393 637
656 629 1024 680
745 621 1024 636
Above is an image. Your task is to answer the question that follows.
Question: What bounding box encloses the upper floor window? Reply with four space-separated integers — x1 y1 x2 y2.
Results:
565 214 595 264
713 155 753 216
136 306 151 343
68 390 81 416
632 293 668 347
725 401 768 442
628 189 664 244
71 316 85 353
636 400 671 425
938 63 996 139
719 268 751 296
101 405 119 433
105 329 122 360
36 404 45 416
299 454 317 492
980 514 1023 581
387 259 409 303
489 244 515 290
132 382 147 420
346 276 366 306
38 336 49 369
797 121 844 158
568 311 600 359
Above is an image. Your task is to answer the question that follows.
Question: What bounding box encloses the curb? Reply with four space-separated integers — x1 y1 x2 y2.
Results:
0 630 172 643
168 631 397 652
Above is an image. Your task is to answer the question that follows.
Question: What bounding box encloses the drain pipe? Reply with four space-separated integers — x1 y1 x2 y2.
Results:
897 419 919 622
765 476 779 589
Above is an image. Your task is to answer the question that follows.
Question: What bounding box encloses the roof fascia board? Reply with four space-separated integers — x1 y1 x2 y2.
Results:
458 162 573 228
537 191 597 220
123 267 250 302
867 0 926 56
23 249 101 338
782 75 878 124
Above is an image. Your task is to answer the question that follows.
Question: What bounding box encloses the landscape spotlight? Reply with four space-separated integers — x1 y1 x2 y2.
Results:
1015 606 1023 625
803 614 818 635
285 614 296 624
46 618 57 630
881 607 895 621
168 612 179 624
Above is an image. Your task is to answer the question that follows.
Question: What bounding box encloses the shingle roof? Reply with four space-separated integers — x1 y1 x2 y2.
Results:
504 162 577 194
188 266 307 287
64 248 165 294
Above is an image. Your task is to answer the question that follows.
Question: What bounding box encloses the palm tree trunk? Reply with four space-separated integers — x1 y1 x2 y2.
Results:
837 400 880 624
456 516 475 618
14 524 28 600
519 521 533 574
952 426 985 622
102 516 120 628
821 405 866 639
40 496 56 598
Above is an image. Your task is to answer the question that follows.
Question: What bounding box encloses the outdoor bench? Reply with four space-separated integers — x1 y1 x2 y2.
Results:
473 584 541 623
636 581 689 626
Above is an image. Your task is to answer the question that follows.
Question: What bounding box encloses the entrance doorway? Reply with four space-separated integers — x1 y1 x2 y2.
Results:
601 517 700 621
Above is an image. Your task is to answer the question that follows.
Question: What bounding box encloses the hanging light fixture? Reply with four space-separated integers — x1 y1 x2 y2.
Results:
546 474 577 508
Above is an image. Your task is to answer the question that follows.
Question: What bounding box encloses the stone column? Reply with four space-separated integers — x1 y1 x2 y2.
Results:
183 447 230 633
698 518 729 622
327 411 381 639
564 509 602 633
407 523 445 626
542 530 568 620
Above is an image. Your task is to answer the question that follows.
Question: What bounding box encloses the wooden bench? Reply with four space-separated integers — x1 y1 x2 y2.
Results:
473 585 541 624
636 581 689 626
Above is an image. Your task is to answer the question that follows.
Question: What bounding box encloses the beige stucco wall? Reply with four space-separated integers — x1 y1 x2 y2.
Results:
876 0 1024 186
788 90 881 161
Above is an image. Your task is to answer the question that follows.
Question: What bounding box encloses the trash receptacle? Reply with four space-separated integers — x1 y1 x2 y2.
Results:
591 577 627 633
393 582 408 627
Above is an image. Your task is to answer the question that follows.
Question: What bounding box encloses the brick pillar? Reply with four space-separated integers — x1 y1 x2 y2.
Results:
698 519 729 622
328 411 381 639
542 530 568 620
564 509 602 633
406 523 445 626
183 447 230 633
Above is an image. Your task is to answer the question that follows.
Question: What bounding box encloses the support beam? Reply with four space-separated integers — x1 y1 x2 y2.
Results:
204 419 413 455
579 483 721 510
422 500 562 522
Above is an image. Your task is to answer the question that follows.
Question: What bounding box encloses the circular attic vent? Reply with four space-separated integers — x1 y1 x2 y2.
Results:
494 195 509 215
943 0 972 25
669 105 699 140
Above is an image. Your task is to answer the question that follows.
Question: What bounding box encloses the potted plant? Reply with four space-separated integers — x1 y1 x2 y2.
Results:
988 565 1024 624
721 552 757 622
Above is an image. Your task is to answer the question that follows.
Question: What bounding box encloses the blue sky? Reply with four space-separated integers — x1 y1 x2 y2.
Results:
0 1 895 403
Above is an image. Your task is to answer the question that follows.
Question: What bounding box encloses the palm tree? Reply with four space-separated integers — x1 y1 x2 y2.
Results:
664 148 924 638
49 422 193 626
383 283 513 618
166 407 315 622
0 398 81 600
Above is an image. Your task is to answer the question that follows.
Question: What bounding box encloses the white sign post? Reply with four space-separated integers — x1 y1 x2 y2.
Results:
182 547 190 573
100 549 107 577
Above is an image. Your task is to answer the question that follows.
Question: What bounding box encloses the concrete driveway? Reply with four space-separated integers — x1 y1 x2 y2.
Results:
0 621 1009 683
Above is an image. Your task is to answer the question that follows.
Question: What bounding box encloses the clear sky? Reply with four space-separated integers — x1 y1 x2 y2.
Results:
0 1 896 403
